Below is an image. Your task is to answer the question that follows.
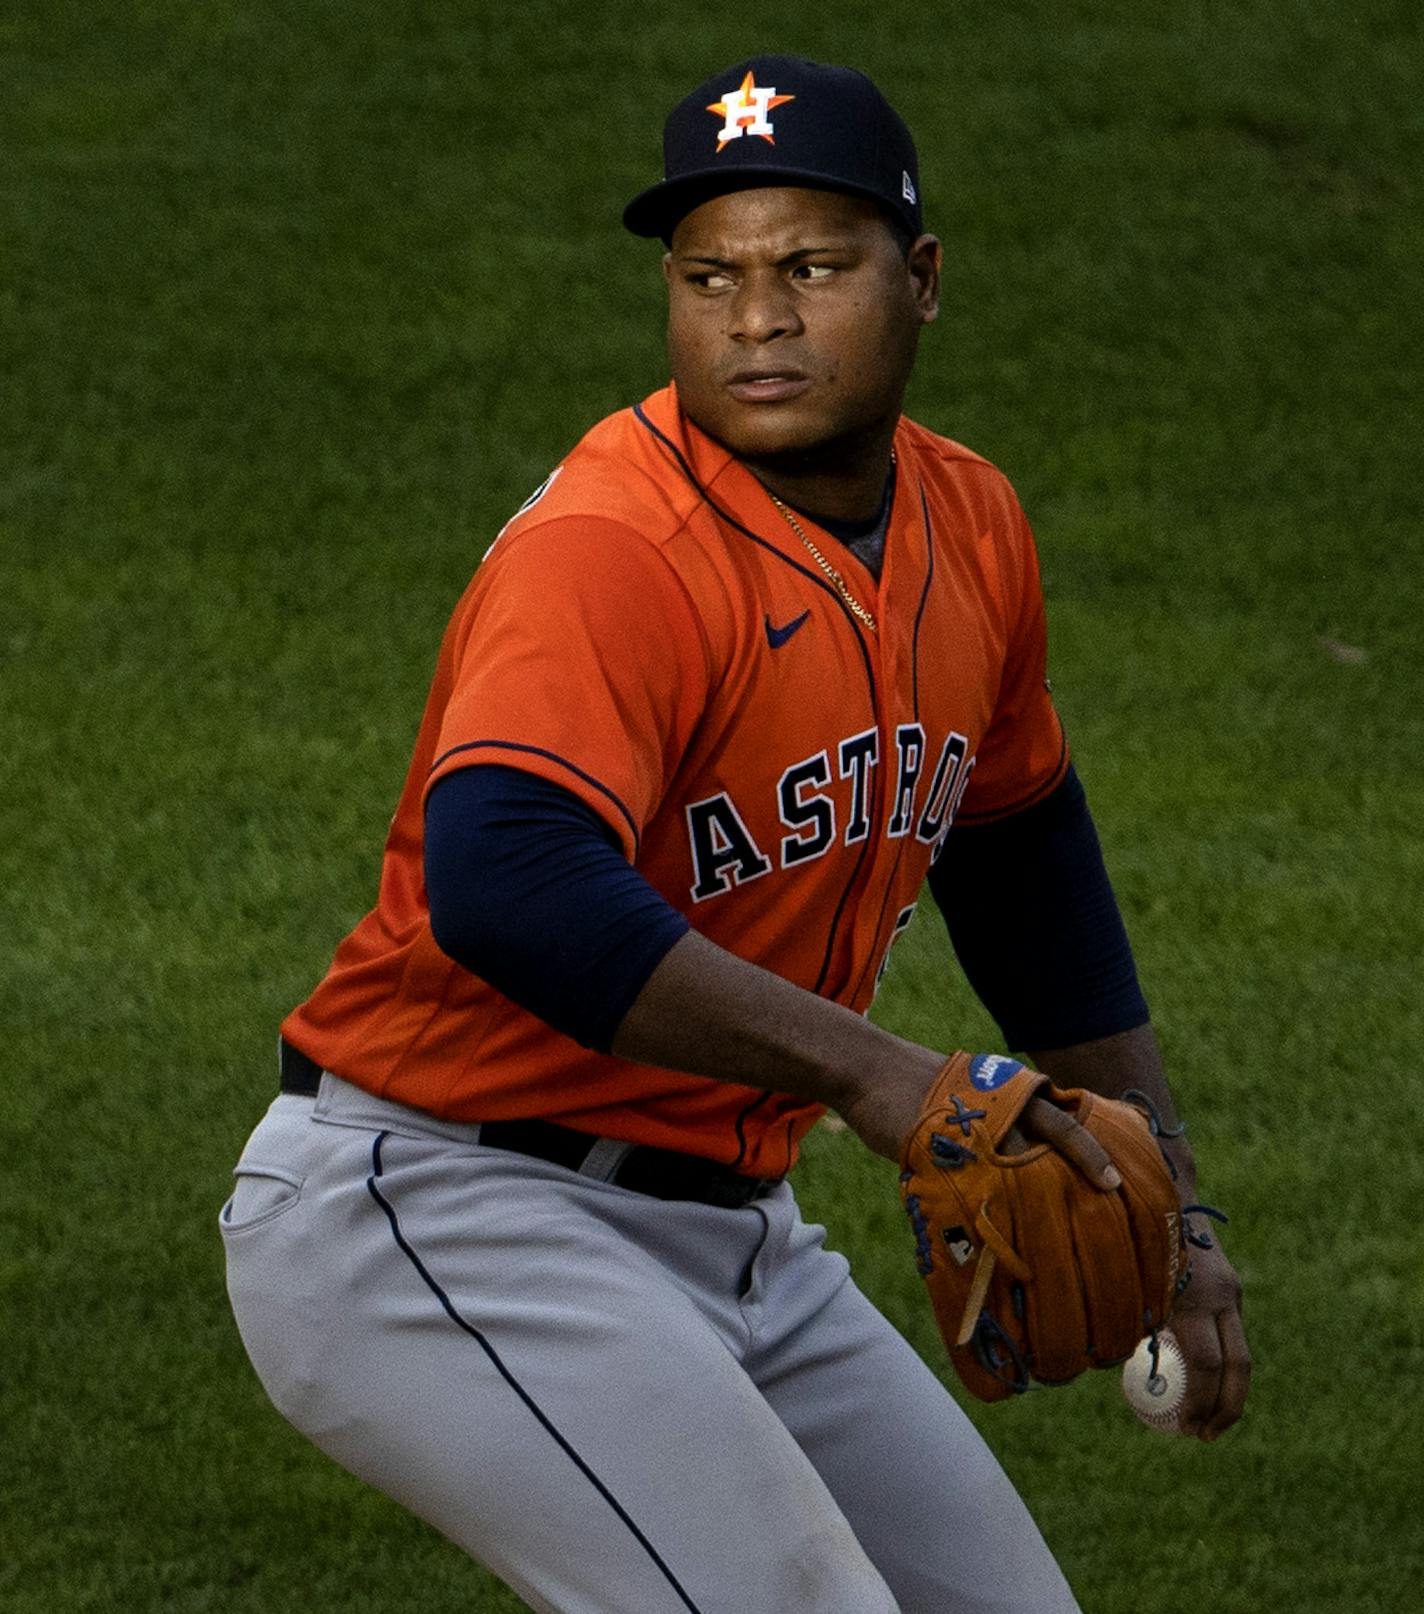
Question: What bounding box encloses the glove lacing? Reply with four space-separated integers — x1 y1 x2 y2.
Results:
1121 1088 1230 1292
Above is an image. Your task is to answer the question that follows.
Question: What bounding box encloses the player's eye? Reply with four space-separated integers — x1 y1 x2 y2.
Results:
688 270 735 291
790 263 836 282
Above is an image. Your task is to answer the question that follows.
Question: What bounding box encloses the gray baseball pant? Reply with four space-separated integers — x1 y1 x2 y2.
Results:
221 1073 1081 1614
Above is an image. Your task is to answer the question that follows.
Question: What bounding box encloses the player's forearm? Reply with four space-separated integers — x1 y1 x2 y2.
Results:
1027 1022 1200 1198
611 929 945 1160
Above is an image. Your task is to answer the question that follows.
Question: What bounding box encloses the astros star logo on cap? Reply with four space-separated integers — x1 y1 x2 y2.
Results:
706 70 795 152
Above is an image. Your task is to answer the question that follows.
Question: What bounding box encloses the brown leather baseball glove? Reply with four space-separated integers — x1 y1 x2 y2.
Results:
900 1052 1186 1402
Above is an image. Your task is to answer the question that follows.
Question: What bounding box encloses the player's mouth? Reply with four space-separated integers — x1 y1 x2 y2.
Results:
724 368 811 403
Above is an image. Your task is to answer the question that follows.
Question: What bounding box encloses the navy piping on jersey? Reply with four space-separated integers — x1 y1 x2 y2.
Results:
364 1132 708 1614
809 835 875 997
802 491 925 997
633 403 881 1002
909 485 936 719
632 405 880 702
425 766 689 1052
730 1089 773 1174
429 738 642 855
849 842 908 1007
848 486 936 1005
952 723 1069 826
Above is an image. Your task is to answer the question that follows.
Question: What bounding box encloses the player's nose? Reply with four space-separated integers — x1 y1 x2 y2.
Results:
728 272 803 343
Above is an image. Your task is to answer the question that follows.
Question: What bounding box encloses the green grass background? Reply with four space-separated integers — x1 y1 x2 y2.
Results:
3 1 1421 1608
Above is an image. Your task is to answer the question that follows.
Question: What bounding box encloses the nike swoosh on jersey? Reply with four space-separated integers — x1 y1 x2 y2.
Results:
764 610 811 649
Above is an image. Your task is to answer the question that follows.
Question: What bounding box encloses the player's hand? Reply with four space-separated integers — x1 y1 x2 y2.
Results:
1165 1234 1250 1441
1011 1095 1250 1437
1004 1094 1122 1191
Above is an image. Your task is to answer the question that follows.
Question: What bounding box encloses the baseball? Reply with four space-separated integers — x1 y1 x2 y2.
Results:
1121 1333 1188 1432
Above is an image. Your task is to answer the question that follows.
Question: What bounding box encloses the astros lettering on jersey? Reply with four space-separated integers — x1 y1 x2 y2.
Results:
283 385 1067 1177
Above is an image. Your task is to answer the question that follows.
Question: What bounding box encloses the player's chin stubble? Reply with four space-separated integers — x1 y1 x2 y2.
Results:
675 331 920 473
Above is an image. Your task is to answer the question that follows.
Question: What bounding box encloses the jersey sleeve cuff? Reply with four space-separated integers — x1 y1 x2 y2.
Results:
425 740 643 859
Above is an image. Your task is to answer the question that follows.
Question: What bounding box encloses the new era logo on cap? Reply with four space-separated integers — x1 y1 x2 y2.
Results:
707 71 795 151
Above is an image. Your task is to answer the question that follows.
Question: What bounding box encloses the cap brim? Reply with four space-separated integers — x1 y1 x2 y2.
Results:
622 167 902 241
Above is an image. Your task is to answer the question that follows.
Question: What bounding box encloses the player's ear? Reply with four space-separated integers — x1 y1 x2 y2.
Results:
908 235 942 325
661 251 675 286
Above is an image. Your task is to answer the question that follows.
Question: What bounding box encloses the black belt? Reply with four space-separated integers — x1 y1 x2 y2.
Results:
278 1038 779 1211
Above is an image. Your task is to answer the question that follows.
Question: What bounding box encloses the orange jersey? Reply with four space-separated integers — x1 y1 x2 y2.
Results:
283 385 1068 1175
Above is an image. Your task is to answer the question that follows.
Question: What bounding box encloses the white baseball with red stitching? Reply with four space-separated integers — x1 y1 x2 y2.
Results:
1122 1332 1188 1432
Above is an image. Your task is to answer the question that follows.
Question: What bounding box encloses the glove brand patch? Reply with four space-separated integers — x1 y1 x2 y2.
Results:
969 1053 1024 1091
706 71 796 151
1165 1210 1182 1300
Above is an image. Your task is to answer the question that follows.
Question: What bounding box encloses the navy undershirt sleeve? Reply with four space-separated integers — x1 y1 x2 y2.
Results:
928 764 1150 1052
424 765 690 1052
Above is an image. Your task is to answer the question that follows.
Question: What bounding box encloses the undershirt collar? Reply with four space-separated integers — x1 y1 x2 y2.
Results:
784 458 897 582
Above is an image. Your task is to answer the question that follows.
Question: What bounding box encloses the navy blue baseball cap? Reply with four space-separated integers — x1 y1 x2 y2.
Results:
623 55 923 243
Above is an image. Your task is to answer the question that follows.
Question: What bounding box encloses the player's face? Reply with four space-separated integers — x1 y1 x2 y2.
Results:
663 187 940 469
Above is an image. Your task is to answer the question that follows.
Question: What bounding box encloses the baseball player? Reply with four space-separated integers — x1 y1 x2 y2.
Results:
221 56 1249 1614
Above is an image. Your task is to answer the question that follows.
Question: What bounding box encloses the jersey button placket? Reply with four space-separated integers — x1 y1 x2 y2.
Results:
859 578 911 996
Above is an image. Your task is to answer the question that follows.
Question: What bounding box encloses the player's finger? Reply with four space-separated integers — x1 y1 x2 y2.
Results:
1169 1306 1223 1440
1171 1242 1248 1440
1016 1097 1120 1190
1201 1303 1251 1441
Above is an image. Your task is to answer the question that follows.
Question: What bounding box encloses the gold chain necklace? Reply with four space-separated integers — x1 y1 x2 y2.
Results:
765 455 891 635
